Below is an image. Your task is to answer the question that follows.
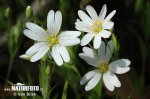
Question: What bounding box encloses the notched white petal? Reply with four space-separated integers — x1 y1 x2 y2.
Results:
110 73 121 87
58 31 81 39
102 21 114 30
81 33 94 46
47 10 55 34
85 72 101 91
98 41 106 58
79 53 98 67
99 30 111 38
104 10 116 22
30 45 49 62
109 59 131 74
23 29 48 41
56 44 70 62
26 42 48 56
51 45 63 66
80 70 98 85
93 35 101 49
82 47 97 59
103 72 115 91
26 22 48 35
86 5 98 20
59 38 80 46
53 11 62 34
78 10 92 24
99 4 107 21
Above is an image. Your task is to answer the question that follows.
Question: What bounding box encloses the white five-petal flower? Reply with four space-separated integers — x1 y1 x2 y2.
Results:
79 40 131 91
75 4 116 49
20 10 81 66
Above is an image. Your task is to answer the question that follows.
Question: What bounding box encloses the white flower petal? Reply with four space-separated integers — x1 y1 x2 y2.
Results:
109 59 131 74
103 71 115 91
99 30 111 38
23 29 48 41
93 35 101 49
86 5 98 20
81 33 94 46
110 73 121 87
106 40 114 60
78 10 92 24
79 53 98 67
47 10 55 34
30 44 49 62
98 41 105 58
51 45 63 66
26 42 49 56
19 54 31 60
102 22 114 30
58 31 81 39
26 22 48 36
53 11 62 34
75 21 91 29
104 10 116 22
82 47 97 59
76 18 80 22
75 26 92 33
85 71 101 91
99 4 107 21
56 44 70 62
80 69 98 85
59 38 80 46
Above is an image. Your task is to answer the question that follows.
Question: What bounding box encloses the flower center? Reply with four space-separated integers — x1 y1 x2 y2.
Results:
48 35 58 46
98 63 109 73
91 20 102 34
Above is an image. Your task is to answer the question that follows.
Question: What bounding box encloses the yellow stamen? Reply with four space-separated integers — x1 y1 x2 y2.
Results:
91 20 102 34
98 63 109 73
48 35 58 46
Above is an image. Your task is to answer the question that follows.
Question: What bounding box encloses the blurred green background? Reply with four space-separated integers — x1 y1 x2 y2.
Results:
0 0 150 99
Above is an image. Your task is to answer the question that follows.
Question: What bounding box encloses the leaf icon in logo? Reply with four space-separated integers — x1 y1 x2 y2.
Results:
15 82 25 86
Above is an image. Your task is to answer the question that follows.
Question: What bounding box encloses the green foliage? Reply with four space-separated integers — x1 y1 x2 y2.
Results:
8 20 22 56
135 0 143 12
1 0 150 99
5 7 10 18
61 81 68 99
39 61 51 99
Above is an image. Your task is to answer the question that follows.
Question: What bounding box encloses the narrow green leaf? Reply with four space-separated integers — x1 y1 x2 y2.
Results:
61 81 68 99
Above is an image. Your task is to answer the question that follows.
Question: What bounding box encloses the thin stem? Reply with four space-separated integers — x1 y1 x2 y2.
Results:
99 79 103 99
88 44 94 49
5 55 14 86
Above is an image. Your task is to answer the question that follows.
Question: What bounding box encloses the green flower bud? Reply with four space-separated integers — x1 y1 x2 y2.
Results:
5 7 10 18
25 6 32 18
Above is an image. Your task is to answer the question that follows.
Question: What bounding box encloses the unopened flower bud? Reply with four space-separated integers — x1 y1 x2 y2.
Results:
5 7 10 18
25 6 32 18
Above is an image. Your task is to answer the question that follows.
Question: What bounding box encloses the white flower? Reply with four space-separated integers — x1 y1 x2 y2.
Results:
75 4 116 49
20 10 81 66
79 40 130 91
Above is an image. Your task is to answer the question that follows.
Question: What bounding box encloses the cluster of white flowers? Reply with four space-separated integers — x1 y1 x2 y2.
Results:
20 10 81 66
20 4 131 92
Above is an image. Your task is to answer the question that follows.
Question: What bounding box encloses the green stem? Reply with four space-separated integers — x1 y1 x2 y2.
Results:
93 79 103 99
5 55 14 86
40 61 53 99
99 79 103 99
